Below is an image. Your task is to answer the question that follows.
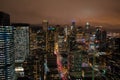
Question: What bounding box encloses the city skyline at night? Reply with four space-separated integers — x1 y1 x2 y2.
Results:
0 0 120 32
0 9 120 80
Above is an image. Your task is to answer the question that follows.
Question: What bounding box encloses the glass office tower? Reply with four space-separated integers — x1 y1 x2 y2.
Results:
13 24 29 63
0 26 15 80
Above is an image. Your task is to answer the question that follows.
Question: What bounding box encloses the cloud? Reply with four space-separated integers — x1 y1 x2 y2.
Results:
0 0 120 30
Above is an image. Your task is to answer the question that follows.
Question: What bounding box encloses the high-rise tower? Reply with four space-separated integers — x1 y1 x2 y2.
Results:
95 26 107 52
0 12 10 26
12 23 29 63
0 26 15 80
85 22 90 33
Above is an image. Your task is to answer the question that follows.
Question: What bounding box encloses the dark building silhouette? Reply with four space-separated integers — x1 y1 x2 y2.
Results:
95 27 107 52
113 38 120 53
0 11 10 26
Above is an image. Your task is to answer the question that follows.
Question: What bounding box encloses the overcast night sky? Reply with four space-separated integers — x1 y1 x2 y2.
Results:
0 0 120 31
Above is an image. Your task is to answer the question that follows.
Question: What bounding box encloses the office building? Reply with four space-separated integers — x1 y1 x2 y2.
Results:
0 12 10 26
0 26 15 80
95 26 107 52
12 23 29 63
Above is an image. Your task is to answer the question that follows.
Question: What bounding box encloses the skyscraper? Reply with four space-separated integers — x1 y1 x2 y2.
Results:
0 26 15 80
0 12 10 26
85 22 90 33
42 20 48 31
95 27 107 52
12 23 29 63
